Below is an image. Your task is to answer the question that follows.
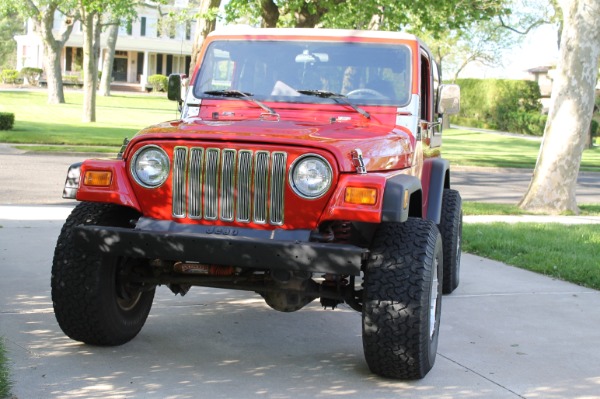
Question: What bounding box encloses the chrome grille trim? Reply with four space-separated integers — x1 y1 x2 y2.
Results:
236 150 253 222
270 152 287 225
171 147 287 225
253 151 270 224
172 147 188 218
204 148 220 220
220 149 236 221
187 148 204 219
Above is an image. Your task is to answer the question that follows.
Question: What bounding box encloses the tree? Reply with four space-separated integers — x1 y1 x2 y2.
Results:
0 0 77 104
224 0 508 31
98 21 119 96
190 0 221 77
519 0 600 214
77 0 135 122
0 12 25 69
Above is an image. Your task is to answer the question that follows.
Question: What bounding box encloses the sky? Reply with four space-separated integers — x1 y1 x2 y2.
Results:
461 23 560 79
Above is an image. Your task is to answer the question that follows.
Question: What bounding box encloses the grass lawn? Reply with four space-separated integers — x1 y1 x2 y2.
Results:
0 90 177 147
463 223 600 291
0 338 11 399
443 129 600 172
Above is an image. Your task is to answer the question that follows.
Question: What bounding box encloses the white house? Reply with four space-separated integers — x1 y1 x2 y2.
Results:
14 2 196 90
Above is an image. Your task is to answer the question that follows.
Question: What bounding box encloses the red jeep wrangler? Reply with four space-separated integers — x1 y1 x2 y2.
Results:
53 28 461 380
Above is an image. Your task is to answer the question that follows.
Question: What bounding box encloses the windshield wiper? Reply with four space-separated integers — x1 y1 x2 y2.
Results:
203 90 279 117
297 90 370 119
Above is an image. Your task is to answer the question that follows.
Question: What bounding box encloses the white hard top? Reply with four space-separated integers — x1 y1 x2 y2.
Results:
209 26 420 42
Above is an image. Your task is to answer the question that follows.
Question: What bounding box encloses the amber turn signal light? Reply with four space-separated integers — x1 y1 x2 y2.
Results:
83 170 112 187
344 187 377 205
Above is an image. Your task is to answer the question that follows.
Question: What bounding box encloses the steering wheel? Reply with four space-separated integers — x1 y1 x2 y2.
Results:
346 88 387 99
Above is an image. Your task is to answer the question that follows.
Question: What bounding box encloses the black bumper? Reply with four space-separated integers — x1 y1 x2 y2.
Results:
74 225 367 275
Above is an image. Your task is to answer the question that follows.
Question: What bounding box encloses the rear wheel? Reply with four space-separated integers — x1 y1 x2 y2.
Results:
362 218 443 379
438 189 462 294
52 202 155 346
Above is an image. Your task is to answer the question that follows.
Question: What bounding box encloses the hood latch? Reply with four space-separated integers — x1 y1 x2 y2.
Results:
350 149 367 174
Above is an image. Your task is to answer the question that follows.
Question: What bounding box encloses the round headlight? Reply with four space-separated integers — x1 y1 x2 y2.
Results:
131 145 170 188
290 154 333 199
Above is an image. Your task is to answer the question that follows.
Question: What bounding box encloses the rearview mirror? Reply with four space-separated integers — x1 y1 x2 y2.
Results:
167 74 182 102
438 84 460 115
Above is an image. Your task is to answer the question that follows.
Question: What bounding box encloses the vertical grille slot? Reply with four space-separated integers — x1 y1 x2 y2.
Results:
171 147 286 225
172 147 188 218
220 149 236 221
253 151 270 224
204 148 220 220
236 150 253 222
270 152 287 225
187 148 204 218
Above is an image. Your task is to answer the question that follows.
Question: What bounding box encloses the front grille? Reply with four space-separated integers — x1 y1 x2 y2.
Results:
172 147 287 225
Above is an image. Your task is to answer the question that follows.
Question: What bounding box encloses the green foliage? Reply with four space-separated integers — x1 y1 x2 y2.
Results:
224 0 508 31
0 12 24 69
20 67 43 86
453 78 546 135
0 337 12 399
0 112 14 130
0 69 18 84
591 119 599 138
148 74 168 92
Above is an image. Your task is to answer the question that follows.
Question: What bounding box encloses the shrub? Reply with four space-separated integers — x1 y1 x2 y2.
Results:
0 113 15 130
1 69 19 84
591 119 599 138
148 74 168 92
20 67 43 86
452 78 544 135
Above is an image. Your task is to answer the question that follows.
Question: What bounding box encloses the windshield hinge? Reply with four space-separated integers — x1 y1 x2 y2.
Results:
351 149 367 174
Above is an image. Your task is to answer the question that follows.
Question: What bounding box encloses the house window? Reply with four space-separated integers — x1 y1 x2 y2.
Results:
126 21 132 35
157 18 161 38
141 17 146 36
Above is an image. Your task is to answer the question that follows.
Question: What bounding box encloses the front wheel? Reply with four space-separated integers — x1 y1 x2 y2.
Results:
362 218 443 379
51 202 155 346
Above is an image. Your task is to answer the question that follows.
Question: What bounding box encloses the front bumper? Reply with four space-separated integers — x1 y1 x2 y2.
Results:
73 224 367 275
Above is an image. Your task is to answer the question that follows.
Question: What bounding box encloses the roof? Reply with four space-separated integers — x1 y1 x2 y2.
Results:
209 26 420 42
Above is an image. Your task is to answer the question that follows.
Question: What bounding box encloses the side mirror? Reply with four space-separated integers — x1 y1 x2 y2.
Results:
437 84 460 115
167 74 182 102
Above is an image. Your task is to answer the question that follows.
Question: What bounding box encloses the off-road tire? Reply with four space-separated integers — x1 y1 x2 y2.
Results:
438 189 462 294
362 218 443 379
52 202 155 346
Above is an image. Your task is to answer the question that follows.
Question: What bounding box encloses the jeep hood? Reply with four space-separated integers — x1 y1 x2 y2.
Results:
128 118 415 172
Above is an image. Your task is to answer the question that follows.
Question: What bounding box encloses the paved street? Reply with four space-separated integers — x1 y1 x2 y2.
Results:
1 150 599 205
1 206 600 398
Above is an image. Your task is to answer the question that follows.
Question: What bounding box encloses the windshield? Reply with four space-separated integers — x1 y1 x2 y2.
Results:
193 40 412 106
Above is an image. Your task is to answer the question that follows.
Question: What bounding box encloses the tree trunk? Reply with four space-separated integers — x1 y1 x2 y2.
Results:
519 0 600 214
260 0 279 27
82 12 100 122
36 4 74 104
42 41 65 104
99 22 119 97
190 0 222 77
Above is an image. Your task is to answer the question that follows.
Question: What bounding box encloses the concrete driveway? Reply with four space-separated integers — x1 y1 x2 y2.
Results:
1 205 599 398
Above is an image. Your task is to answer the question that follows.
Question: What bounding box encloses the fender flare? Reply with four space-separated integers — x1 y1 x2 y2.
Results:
381 174 422 223
425 158 450 224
